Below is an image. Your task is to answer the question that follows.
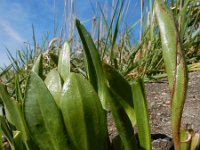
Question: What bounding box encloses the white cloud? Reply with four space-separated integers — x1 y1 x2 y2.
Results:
0 19 26 67
0 1 30 67
0 20 25 43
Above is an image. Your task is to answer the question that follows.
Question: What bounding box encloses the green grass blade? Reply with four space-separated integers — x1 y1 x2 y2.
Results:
58 41 71 80
0 116 15 149
155 0 188 149
6 48 20 71
0 65 12 78
98 0 120 59
127 19 141 34
178 0 190 42
15 75 24 104
17 50 26 66
32 24 37 54
0 83 30 143
24 72 69 150
0 83 27 134
131 79 151 150
98 3 109 35
110 1 124 66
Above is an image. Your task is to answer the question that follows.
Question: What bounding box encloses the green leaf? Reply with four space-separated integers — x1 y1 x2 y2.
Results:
15 75 23 105
98 0 120 60
112 135 124 150
49 52 58 64
58 41 71 80
32 54 43 77
131 79 151 150
24 72 69 150
0 116 15 150
103 63 136 126
178 0 190 42
103 63 134 107
76 20 138 149
109 88 138 150
0 122 2 150
155 0 188 149
76 19 109 110
44 69 62 107
117 98 136 127
0 83 32 149
180 129 192 150
110 1 124 66
190 132 200 150
13 131 25 150
60 73 108 150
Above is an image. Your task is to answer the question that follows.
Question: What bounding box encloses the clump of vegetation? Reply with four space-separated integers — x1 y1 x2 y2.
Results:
0 0 199 149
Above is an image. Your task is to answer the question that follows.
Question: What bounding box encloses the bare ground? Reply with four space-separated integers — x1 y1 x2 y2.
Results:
108 71 200 149
146 71 200 136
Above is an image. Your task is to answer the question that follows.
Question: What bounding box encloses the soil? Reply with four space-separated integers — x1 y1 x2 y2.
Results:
108 71 200 149
146 71 200 136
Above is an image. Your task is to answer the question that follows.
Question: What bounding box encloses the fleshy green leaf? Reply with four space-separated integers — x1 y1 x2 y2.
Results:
76 19 109 110
103 63 136 126
24 72 69 150
190 132 200 150
13 131 24 150
0 122 2 150
58 41 71 80
131 79 151 149
0 83 32 149
108 88 138 150
180 129 192 150
103 63 133 107
76 20 137 149
32 54 43 77
60 73 107 150
44 69 62 107
112 135 124 150
155 0 188 149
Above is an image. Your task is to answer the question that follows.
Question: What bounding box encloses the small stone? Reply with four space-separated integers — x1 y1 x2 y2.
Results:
157 112 161 116
152 140 160 148
165 100 170 105
159 139 168 147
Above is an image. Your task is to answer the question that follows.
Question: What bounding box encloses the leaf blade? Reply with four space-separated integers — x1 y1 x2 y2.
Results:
58 41 71 80
60 73 107 150
24 72 69 150
155 0 188 148
131 79 151 149
76 19 109 109
44 69 62 107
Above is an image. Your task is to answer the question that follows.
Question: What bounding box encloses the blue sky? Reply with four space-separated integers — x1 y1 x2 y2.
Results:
0 0 143 67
